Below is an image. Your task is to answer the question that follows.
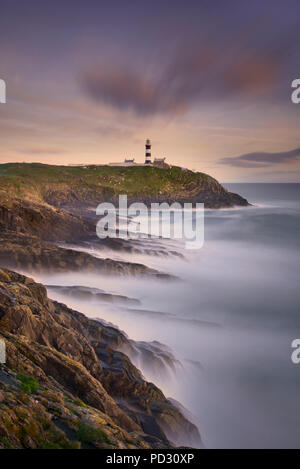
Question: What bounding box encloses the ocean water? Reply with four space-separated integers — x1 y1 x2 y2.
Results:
38 183 300 449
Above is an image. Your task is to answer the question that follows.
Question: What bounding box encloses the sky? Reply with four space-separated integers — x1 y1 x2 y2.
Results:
0 0 300 182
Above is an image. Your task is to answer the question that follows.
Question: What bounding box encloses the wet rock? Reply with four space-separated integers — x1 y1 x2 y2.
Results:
47 285 140 306
0 232 175 278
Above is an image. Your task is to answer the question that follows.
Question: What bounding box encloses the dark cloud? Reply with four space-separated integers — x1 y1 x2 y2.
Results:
81 65 188 116
219 147 300 168
1 0 296 119
81 50 283 116
78 2 300 117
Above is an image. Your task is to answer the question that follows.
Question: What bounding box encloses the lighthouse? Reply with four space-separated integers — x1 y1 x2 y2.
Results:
145 139 152 164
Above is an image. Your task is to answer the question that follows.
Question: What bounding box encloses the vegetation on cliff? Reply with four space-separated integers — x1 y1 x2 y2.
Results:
0 162 248 208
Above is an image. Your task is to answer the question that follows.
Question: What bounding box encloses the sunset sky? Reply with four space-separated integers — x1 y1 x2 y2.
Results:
0 0 300 182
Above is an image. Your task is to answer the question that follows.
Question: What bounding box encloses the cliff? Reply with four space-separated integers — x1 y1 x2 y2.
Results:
0 162 248 276
0 268 200 449
0 162 247 449
0 162 248 209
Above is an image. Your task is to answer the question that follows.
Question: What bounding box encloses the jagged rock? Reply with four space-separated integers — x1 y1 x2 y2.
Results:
0 232 174 278
47 285 141 306
0 268 201 449
0 198 94 242
0 364 150 449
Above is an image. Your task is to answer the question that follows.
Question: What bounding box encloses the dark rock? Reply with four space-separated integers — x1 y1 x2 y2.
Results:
0 231 175 278
47 285 141 306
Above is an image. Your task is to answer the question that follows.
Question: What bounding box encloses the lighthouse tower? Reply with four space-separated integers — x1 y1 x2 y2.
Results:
145 139 152 164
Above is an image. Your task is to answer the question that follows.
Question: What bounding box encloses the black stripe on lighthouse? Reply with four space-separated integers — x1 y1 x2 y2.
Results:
145 139 152 164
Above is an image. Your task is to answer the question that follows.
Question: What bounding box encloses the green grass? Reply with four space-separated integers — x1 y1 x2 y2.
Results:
65 397 87 407
75 422 111 445
0 162 212 204
17 373 39 394
0 436 15 449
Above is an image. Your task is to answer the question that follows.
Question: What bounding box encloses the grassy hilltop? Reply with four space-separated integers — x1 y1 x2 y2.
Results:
0 162 248 208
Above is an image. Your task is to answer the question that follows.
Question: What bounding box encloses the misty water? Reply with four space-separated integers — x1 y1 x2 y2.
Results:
37 183 300 449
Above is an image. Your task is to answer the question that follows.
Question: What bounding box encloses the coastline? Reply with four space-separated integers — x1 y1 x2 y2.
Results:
0 268 201 449
0 163 249 449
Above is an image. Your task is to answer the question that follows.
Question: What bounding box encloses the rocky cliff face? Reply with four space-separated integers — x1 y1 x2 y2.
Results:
0 268 200 449
0 198 94 242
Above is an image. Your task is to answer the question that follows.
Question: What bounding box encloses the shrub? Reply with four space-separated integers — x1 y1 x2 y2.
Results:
17 373 39 394
0 436 15 449
75 422 110 445
39 440 81 450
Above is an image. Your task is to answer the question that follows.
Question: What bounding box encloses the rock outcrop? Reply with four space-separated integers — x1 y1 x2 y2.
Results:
0 268 200 449
46 285 141 306
0 231 174 278
0 198 94 242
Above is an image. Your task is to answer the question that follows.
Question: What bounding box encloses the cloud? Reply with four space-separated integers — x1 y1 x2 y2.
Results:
80 47 283 117
79 3 300 119
219 147 300 168
225 58 278 96
81 65 188 116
